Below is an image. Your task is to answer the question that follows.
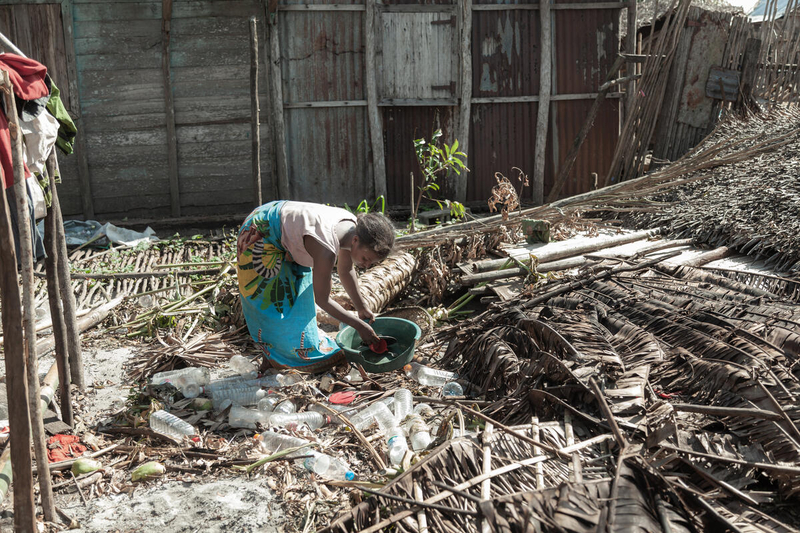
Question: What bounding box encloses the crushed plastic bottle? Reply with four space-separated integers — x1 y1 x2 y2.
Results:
149 410 197 440
210 385 267 407
308 403 359 423
371 403 397 434
393 389 413 423
442 382 464 397
228 355 259 377
259 373 302 388
413 403 434 417
228 405 271 429
386 426 409 465
407 415 432 451
150 367 210 398
403 362 457 387
257 396 280 412
300 451 355 481
349 402 391 432
270 411 330 431
344 367 364 384
254 432 312 457
274 400 296 414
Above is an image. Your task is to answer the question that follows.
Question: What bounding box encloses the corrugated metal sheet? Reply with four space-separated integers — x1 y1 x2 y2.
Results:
551 5 620 199
383 106 457 206
280 9 370 204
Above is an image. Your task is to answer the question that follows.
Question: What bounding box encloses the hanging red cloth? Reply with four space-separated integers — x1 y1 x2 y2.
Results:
0 53 49 188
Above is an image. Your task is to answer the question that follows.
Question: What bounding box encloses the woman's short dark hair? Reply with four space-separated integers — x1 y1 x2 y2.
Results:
356 213 395 259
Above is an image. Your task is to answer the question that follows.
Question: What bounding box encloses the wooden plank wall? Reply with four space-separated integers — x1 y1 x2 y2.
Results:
71 0 275 219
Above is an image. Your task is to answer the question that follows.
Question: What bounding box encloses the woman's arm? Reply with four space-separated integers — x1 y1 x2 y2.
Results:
337 247 373 322
304 236 379 344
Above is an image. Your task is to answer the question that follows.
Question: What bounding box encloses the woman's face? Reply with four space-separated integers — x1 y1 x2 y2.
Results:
351 238 382 270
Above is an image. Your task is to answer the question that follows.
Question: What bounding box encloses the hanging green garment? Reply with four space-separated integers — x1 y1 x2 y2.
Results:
46 80 77 156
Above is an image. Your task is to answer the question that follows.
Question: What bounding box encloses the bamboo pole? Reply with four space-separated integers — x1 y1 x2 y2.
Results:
533 0 552 205
5 70 56 522
626 0 637 115
44 163 73 427
461 256 588 285
249 16 263 207
0 70 36 532
48 154 85 389
479 422 493 533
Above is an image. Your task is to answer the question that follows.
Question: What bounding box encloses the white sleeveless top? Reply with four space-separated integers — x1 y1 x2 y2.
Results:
280 201 357 268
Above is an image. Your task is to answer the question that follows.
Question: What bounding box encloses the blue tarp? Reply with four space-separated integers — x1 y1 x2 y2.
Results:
749 0 791 21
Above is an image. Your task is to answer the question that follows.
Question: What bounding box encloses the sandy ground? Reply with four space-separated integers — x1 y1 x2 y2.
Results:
0 334 290 532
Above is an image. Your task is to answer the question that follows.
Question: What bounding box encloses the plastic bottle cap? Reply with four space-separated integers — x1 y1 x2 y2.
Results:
345 471 355 481
403 364 412 372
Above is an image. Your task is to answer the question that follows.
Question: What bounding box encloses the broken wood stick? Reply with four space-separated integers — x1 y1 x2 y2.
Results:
671 403 783 421
360 487 479 517
661 444 800 474
589 377 629 449
35 267 223 280
679 246 732 268
33 444 121 475
35 297 124 356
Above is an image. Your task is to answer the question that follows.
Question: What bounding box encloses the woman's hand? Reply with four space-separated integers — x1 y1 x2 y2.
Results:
358 306 375 323
355 321 380 346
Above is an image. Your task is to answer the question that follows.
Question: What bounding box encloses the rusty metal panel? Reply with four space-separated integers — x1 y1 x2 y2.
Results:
472 8 540 97
468 102 543 203
549 99 620 198
279 10 371 204
280 11 364 102
383 106 457 206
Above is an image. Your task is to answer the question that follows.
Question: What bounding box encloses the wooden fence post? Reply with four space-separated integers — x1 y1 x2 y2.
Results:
265 3 291 199
250 16 263 207
0 71 36 533
455 0 472 204
626 0 637 114
533 0 552 205
161 0 181 217
365 0 387 200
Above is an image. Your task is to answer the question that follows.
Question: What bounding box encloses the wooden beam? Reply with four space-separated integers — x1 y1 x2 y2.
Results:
379 98 458 106
249 16 263 207
471 92 623 104
472 2 626 9
266 6 291 199
533 0 552 205
736 38 762 110
365 0 387 199
379 4 457 12
60 0 94 219
161 0 180 217
284 100 367 108
278 3 365 10
455 0 472 203
0 71 36 533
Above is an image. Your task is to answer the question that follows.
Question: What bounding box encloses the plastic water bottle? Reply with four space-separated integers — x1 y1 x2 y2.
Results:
349 402 391 431
371 403 397 434
403 363 457 387
150 367 210 398
228 405 271 429
308 403 359 423
407 415 432 451
344 367 364 384
274 400 296 414
270 412 330 431
254 432 311 457
259 373 301 388
393 389 413 424
386 426 409 465
149 410 197 440
442 382 464 397
210 385 266 407
413 403 434 417
258 396 280 412
301 451 355 481
228 355 259 377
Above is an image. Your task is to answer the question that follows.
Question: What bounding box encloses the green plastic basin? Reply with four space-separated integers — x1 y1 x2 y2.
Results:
336 317 422 373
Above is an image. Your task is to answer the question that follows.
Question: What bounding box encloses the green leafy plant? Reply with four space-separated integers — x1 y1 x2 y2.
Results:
344 195 386 215
410 129 468 232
